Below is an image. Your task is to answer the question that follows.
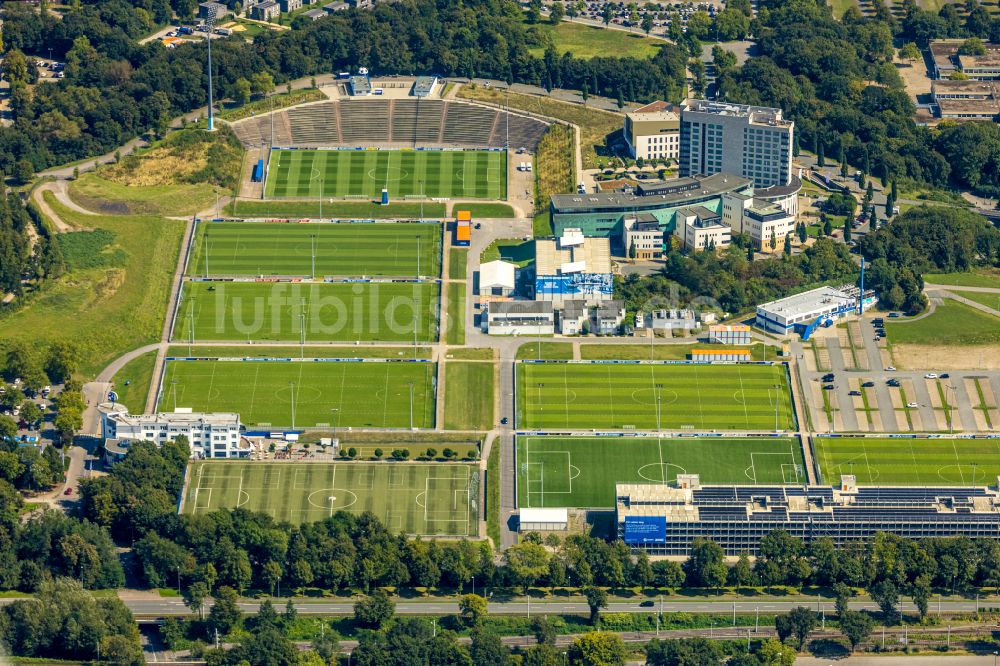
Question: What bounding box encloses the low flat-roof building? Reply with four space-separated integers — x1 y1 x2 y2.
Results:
675 205 730 253
559 300 588 335
550 173 754 240
624 100 680 161
932 80 1000 121
617 478 1000 555
595 300 626 335
930 40 1000 79
708 324 751 346
348 74 372 96
534 230 613 306
301 7 326 19
648 308 698 332
480 260 516 297
755 285 875 337
519 508 568 532
412 76 439 98
486 301 554 335
322 0 348 10
98 403 248 459
690 348 752 362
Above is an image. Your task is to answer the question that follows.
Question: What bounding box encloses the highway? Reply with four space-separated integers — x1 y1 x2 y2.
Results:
78 595 1000 618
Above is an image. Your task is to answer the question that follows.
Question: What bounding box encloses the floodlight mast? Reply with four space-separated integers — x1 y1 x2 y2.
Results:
205 6 218 131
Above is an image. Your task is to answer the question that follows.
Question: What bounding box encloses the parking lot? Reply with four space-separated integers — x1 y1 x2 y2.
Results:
795 316 1000 433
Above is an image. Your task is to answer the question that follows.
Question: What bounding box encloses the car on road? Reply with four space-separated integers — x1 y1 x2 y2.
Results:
500 417 509 425
888 312 901 318
822 373 835 382
906 402 919 408
925 373 938 379
887 379 901 387
940 373 950 379
639 600 655 607
885 366 896 371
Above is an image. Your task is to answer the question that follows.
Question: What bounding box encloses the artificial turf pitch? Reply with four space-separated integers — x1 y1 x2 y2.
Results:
516 436 805 508
184 460 478 535
189 222 442 278
175 281 439 343
516 362 795 431
813 436 1000 486
158 360 436 428
264 149 506 200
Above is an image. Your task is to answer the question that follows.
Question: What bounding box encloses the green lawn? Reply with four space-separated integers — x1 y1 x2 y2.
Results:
528 21 667 59
446 282 466 346
580 343 772 361
449 249 468 281
828 0 858 18
189 221 442 277
481 239 535 267
924 270 1000 289
444 362 495 430
950 289 1000 312
158 359 436 428
174 281 439 343
457 203 517 218
517 436 805 508
533 212 553 238
486 440 500 545
167 345 432 359
516 362 794 431
110 352 158 414
265 149 507 200
226 200 447 220
516 342 574 360
813 436 1000 486
0 194 184 377
184 460 478 535
886 300 1000 345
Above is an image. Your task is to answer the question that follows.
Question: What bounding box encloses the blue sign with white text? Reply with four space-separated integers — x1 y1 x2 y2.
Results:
624 516 667 544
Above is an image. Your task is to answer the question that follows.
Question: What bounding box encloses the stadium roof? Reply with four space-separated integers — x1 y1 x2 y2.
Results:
757 286 856 320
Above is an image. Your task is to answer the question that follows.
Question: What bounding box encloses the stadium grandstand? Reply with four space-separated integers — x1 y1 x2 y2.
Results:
616 476 1000 555
230 99 550 151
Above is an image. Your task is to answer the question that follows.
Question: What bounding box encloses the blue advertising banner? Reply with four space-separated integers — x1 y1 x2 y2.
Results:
623 516 667 544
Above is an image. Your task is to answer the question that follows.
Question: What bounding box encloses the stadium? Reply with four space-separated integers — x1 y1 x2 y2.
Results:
231 96 551 203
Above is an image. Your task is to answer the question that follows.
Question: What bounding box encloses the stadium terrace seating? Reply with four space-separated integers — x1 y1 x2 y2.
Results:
230 99 550 151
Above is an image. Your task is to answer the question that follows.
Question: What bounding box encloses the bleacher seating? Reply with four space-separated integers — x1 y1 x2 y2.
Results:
230 99 550 151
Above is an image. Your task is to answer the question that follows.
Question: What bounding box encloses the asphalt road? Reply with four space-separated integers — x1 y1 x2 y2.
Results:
77 595 1000 618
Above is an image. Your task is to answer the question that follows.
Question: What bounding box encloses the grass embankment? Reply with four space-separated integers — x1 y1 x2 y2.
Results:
527 21 667 59
481 239 534 267
448 249 468 280
166 345 433 359
444 362 495 430
457 85 620 169
886 300 1000 345
446 283 466 345
109 352 158 414
533 124 576 214
951 289 1000 312
218 88 326 122
0 194 184 377
486 440 500 546
226 200 447 219
455 203 517 218
68 128 243 216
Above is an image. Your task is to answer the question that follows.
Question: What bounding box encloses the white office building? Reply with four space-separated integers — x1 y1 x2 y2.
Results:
98 403 248 460
485 301 555 335
679 100 794 189
675 205 731 252
756 286 873 335
721 192 796 254
624 101 681 161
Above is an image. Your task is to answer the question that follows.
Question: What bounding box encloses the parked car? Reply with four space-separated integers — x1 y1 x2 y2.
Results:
925 373 938 379
848 390 861 396
906 402 919 408
862 381 875 388
823 384 836 390
885 366 896 371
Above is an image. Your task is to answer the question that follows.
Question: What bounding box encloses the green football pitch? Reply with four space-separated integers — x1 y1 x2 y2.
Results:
516 436 805 508
158 360 435 428
189 222 442 277
175 281 439 343
813 436 1000 486
516 362 795 431
184 461 479 535
264 149 506 200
